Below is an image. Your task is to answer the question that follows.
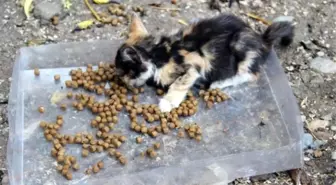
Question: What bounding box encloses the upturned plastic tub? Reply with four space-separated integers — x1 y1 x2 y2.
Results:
7 40 303 185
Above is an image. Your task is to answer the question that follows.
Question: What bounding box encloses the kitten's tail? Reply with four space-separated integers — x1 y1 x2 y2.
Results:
262 21 294 47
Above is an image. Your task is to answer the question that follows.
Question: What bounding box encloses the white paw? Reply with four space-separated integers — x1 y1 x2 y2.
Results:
159 99 174 112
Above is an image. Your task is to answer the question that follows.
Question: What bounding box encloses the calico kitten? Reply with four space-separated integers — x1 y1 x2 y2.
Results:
114 14 294 112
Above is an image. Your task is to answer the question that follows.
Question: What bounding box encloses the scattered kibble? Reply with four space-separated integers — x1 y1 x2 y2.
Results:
136 137 143 144
38 106 45 113
34 68 40 76
54 74 61 81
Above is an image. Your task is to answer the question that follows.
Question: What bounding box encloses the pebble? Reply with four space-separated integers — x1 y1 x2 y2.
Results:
308 119 329 131
322 113 333 121
303 156 310 161
310 57 336 74
303 133 313 149
332 151 336 160
331 125 336 131
273 16 294 23
286 66 295 71
312 140 327 149
317 51 325 57
313 150 323 158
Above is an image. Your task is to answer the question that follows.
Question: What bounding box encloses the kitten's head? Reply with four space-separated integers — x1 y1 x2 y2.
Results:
115 14 155 87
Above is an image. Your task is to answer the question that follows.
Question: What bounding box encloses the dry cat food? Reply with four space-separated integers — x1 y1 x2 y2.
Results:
34 68 40 76
199 88 229 108
38 106 45 113
184 123 202 141
36 61 230 181
54 74 61 81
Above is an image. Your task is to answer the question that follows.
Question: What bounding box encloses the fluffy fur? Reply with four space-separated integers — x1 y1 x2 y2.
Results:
114 14 294 112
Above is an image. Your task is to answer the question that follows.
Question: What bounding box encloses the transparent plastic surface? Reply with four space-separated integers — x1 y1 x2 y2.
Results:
7 40 303 185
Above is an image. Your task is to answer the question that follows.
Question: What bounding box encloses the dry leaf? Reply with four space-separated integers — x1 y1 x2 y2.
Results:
23 0 34 19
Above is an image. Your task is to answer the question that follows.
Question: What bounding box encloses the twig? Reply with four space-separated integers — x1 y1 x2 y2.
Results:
246 13 271 26
84 0 102 22
178 19 189 26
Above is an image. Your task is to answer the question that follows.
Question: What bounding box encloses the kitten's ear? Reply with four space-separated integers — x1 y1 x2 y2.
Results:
126 13 148 45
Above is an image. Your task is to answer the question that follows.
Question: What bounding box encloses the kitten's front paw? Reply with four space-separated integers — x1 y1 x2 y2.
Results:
159 99 173 113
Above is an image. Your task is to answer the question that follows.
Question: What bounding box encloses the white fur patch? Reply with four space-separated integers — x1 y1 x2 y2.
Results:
210 73 255 89
131 62 154 87
159 98 174 112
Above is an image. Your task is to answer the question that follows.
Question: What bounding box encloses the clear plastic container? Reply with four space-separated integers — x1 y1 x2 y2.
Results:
7 40 303 185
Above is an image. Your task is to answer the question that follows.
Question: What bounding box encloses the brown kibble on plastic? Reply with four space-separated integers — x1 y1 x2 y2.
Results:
139 87 145 93
195 135 202 142
119 135 127 142
149 150 157 158
66 92 73 99
188 132 195 138
73 163 80 171
156 89 164 96
56 165 63 171
85 168 92 175
60 104 67 111
108 148 116 156
118 156 127 165
38 106 45 113
34 68 40 76
171 0 177 4
162 127 169 134
136 137 143 144
82 149 89 157
150 131 158 137
153 142 160 150
178 130 185 138
97 161 104 169
90 145 97 152
141 126 148 134
147 116 154 123
39 121 47 128
93 165 100 173
206 101 214 109
135 125 141 132
168 123 175 129
116 104 123 111
45 134 53 141
54 74 61 81
65 80 72 88
115 151 122 158
65 172 72 180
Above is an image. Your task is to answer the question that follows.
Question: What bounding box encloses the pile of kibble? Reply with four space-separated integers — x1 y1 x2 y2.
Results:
34 62 229 180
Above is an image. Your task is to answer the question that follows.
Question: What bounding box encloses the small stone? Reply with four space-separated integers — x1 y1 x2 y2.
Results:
330 125 336 131
322 113 333 121
317 51 325 57
310 57 336 74
331 151 336 160
303 133 313 149
286 66 294 71
303 156 310 161
308 119 329 131
313 150 323 158
311 139 327 149
273 16 294 23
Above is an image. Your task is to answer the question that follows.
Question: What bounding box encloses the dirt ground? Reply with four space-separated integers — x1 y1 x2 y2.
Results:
0 0 336 184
